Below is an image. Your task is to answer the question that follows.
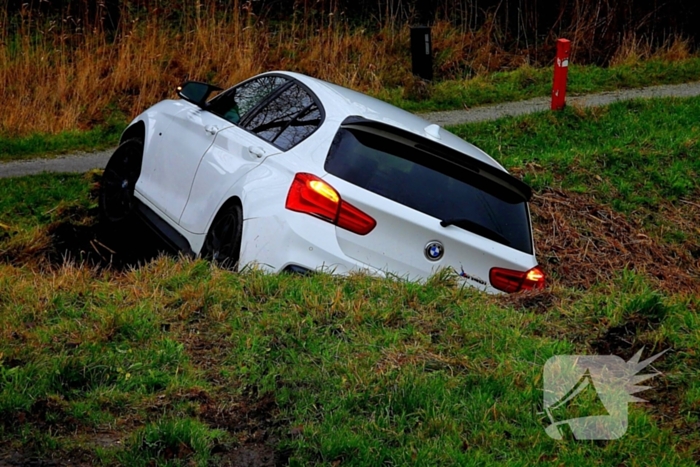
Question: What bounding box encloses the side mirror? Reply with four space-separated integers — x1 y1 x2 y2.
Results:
176 81 223 108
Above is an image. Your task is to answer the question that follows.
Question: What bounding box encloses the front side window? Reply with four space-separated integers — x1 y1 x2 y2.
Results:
208 75 288 124
243 83 322 151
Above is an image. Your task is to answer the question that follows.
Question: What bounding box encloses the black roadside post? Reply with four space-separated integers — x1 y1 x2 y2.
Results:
410 26 433 81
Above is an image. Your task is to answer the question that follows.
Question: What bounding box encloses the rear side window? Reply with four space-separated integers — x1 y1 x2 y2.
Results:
325 128 533 254
243 83 322 151
208 75 288 124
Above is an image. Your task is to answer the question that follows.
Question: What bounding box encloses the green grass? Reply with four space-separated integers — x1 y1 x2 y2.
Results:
379 57 700 113
0 96 699 465
0 172 95 229
2 57 700 162
0 123 126 163
449 95 700 239
0 259 697 465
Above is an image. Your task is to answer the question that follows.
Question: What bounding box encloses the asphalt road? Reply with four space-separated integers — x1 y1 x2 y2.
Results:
0 148 116 179
2 81 700 179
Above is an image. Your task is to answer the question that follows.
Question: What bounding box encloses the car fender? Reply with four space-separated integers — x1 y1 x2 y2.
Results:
193 129 333 236
202 160 294 235
129 100 193 180
174 162 289 256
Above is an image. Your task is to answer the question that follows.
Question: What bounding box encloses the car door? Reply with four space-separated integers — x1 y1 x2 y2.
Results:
178 79 325 234
136 75 290 223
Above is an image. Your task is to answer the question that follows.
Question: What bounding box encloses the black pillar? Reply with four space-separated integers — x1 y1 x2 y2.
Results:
410 26 433 81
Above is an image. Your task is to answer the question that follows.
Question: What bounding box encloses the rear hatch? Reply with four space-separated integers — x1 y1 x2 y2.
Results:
323 118 537 291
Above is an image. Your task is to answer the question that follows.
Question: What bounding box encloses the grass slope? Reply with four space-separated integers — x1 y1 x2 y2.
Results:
450 96 700 242
0 97 698 465
0 261 697 466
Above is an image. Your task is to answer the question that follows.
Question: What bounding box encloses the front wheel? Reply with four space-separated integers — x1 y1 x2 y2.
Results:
99 139 143 223
201 203 243 271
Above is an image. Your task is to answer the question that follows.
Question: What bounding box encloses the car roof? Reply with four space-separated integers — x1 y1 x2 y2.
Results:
266 71 505 171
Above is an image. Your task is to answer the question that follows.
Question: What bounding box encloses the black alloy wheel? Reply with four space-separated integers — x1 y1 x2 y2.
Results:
202 203 243 271
99 139 143 223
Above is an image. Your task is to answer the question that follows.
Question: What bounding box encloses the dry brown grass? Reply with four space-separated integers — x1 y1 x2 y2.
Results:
530 188 700 294
610 34 692 67
1 3 696 137
609 33 655 67
0 8 434 136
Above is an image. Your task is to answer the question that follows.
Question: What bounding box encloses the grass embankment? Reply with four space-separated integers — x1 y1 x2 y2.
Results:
453 96 700 234
0 97 698 465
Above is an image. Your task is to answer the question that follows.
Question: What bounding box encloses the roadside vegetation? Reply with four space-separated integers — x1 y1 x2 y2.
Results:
2 1 700 160
0 123 126 162
452 96 700 249
0 96 698 465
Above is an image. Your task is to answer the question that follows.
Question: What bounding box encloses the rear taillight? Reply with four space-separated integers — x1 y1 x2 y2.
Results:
285 173 376 235
489 266 546 293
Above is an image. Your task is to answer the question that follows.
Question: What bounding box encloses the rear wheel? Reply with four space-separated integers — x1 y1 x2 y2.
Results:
99 139 143 223
201 203 243 271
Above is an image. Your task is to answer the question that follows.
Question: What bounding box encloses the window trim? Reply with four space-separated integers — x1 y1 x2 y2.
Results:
338 116 532 202
206 73 325 152
206 74 289 124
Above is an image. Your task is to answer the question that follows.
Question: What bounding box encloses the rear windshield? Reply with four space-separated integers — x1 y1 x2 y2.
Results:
324 128 533 254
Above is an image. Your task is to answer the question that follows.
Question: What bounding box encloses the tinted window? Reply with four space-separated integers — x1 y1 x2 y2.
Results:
208 75 288 124
243 84 322 150
325 128 533 254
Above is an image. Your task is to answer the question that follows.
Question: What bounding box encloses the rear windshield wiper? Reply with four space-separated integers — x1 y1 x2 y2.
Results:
440 218 511 246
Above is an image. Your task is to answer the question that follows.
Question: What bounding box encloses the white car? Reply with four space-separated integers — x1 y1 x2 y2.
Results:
99 71 545 293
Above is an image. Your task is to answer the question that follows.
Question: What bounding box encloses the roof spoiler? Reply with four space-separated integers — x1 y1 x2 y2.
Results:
340 116 533 202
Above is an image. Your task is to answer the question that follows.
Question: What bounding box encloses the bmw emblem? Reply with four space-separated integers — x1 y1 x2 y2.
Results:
424 241 444 261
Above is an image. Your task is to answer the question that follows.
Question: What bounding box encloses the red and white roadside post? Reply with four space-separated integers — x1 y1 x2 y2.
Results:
551 38 571 110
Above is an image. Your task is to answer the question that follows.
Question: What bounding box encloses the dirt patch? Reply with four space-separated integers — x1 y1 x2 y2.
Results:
2 396 78 434
84 432 122 449
0 435 114 467
586 314 699 441
176 326 291 465
199 391 290 467
589 314 664 359
47 214 174 270
170 328 290 467
530 188 700 293
499 289 558 314
0 452 62 467
0 207 175 271
0 445 102 467
184 333 234 382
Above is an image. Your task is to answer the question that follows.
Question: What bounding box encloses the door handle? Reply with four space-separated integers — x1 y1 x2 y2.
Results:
204 125 218 135
248 146 265 159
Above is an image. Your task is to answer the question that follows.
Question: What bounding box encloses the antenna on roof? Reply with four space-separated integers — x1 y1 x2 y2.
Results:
424 124 441 139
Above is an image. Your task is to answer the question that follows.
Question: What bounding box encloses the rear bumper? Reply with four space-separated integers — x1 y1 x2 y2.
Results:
238 211 523 294
239 212 384 276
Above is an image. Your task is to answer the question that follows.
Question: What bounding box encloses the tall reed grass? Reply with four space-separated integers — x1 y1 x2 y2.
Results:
0 1 693 137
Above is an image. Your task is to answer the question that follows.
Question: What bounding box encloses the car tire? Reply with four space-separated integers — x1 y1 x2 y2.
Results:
99 139 143 223
201 202 243 271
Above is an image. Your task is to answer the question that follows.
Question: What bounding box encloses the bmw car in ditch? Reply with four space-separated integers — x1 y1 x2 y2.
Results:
99 71 545 293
